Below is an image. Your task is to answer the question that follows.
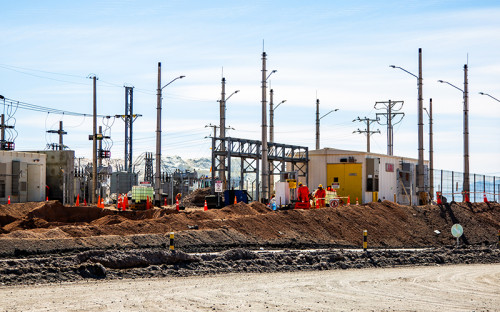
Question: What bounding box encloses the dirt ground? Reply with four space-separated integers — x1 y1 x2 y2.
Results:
1 264 498 311
0 197 499 286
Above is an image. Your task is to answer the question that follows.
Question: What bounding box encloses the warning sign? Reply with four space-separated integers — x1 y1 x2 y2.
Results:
331 182 340 189
215 180 223 193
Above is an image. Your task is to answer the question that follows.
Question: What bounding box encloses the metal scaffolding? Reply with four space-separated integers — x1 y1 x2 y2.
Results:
211 136 308 201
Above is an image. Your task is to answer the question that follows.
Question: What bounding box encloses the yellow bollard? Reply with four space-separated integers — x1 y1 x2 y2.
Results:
363 230 368 252
169 232 175 251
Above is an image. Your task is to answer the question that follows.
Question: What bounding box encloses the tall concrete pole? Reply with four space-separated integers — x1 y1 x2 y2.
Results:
269 89 275 195
366 120 371 153
155 62 162 205
429 98 434 199
92 75 97 205
269 89 274 143
315 99 320 150
59 121 63 150
388 99 392 155
261 52 269 202
220 77 227 189
463 64 470 196
417 48 425 199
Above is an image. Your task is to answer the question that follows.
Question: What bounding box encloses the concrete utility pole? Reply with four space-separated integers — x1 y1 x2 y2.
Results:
417 49 425 200
463 64 470 196
315 98 337 150
220 77 227 189
353 117 380 153
156 62 162 205
390 48 425 201
219 77 239 190
155 62 185 206
261 52 269 202
91 75 97 205
424 99 433 199
261 52 276 202
58 121 65 150
375 100 404 155
438 64 470 198
46 121 67 150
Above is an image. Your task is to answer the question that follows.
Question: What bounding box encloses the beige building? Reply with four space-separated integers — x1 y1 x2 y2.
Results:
0 151 46 203
308 148 428 205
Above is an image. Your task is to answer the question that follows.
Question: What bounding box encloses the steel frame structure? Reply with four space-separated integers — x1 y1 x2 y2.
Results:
211 136 308 200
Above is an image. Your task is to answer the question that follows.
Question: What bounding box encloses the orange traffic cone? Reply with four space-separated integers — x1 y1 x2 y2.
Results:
464 192 470 203
164 198 167 206
76 194 80 207
347 195 350 206
146 196 151 210
117 195 122 210
84 198 87 206
176 198 179 211
204 200 208 211
46 196 49 202
356 197 359 205
97 196 101 208
234 196 237 205
484 193 489 203
7 196 10 204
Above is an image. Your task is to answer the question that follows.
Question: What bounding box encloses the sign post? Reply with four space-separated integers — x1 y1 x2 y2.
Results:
451 224 463 247
215 180 223 207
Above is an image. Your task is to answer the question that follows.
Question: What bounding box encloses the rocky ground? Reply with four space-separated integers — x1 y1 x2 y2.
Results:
0 194 499 285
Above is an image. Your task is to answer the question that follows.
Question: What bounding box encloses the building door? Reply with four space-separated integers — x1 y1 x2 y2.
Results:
327 163 362 203
27 164 42 201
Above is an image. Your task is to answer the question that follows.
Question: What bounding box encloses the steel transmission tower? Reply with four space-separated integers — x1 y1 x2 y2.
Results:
116 86 141 173
375 100 405 155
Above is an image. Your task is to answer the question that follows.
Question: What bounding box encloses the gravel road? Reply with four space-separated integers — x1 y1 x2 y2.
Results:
1 263 498 312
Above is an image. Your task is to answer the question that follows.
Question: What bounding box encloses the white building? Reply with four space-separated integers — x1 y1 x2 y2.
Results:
308 148 428 205
0 151 46 203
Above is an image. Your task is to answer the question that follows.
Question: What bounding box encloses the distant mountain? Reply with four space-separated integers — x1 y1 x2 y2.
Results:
76 155 212 179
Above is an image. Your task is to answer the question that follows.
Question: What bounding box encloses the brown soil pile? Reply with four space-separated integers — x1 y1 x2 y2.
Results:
182 187 211 207
0 200 499 249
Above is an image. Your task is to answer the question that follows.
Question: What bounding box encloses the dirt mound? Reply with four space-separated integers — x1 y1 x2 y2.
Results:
0 200 499 250
90 215 129 226
0 201 48 226
182 187 211 207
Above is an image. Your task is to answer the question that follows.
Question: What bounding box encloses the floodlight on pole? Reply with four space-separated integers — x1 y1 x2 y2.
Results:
438 64 470 198
389 48 425 203
479 92 500 102
316 98 338 150
156 62 185 206
270 98 286 143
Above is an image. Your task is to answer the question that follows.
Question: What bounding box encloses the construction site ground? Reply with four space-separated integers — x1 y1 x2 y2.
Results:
0 187 499 287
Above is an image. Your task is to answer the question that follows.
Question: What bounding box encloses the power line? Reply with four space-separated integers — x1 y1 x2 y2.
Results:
0 96 111 117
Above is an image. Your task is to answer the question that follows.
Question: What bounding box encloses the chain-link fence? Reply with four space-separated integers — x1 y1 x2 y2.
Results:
432 169 499 203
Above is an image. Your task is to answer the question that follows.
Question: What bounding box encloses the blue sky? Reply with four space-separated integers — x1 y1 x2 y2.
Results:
1 0 500 175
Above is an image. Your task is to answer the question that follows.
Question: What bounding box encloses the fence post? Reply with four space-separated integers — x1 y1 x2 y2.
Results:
440 170 443 198
452 171 454 202
473 174 476 203
494 177 496 202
